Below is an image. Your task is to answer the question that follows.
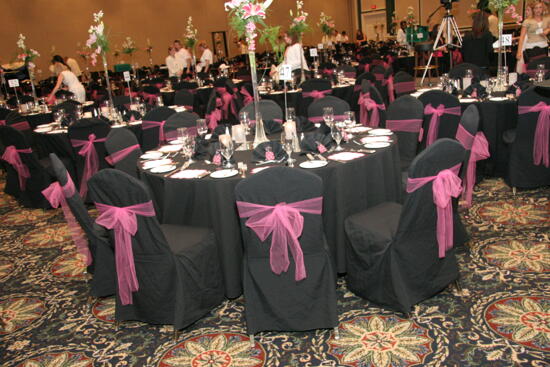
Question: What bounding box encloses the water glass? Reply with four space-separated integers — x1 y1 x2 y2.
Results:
286 107 296 122
196 119 208 136
331 125 344 151
220 138 234 168
239 111 249 134
323 107 334 128
156 96 164 107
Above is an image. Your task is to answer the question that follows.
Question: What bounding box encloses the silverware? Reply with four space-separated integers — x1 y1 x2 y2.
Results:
306 153 315 160
255 158 285 166
316 154 327 161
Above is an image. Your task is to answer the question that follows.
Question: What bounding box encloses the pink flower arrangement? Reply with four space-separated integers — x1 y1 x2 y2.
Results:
242 3 266 18
224 0 273 52
505 4 523 25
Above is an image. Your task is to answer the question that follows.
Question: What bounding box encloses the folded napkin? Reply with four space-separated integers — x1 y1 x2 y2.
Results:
261 119 283 134
251 141 288 163
206 142 236 165
297 116 317 132
463 83 487 98
300 131 334 154
194 135 211 160
210 123 232 142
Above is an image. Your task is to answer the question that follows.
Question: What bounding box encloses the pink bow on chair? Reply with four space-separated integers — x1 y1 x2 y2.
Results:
518 101 550 167
94 200 156 305
423 104 461 146
1 145 32 190
240 87 254 106
70 133 107 198
358 92 385 127
105 144 141 166
302 89 332 100
42 176 92 265
236 197 323 281
406 164 463 258
216 87 238 119
142 120 167 146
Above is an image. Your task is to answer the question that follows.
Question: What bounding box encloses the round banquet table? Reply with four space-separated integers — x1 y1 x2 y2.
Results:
139 136 403 298
161 86 214 116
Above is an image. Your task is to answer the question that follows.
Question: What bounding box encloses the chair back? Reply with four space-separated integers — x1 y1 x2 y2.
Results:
387 95 424 169
141 106 176 151
449 62 485 80
173 90 194 111
239 99 283 134
525 56 550 78
418 90 461 149
357 80 387 127
105 128 142 178
308 96 350 123
298 79 332 117
393 71 416 97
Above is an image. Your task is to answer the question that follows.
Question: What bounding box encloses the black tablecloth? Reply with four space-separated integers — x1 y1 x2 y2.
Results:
161 87 213 116
262 84 354 112
140 137 403 298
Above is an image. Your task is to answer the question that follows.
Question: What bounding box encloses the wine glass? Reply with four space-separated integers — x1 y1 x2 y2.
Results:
323 107 334 129
239 111 249 134
220 138 234 169
286 107 296 122
75 105 83 121
177 127 188 145
281 131 295 167
52 110 63 128
196 119 208 136
331 123 344 151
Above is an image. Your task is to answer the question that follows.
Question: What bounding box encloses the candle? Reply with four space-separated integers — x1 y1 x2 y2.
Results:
283 121 296 137
231 125 246 143
219 134 231 146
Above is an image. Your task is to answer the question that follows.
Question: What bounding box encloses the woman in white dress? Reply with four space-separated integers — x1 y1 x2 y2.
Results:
196 41 214 73
282 32 309 71
47 56 86 103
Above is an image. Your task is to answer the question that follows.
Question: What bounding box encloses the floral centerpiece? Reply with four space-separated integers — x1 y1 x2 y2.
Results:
145 38 154 66
289 1 309 40
318 12 335 36
86 10 114 107
224 0 274 146
488 0 519 89
16 34 40 99
405 6 417 27
122 36 137 56
184 17 198 50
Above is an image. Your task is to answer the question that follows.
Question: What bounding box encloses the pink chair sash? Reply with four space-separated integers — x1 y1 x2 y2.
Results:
236 197 323 281
302 89 332 100
455 127 490 207
240 87 254 106
142 92 158 105
216 87 238 119
423 104 462 146
94 200 156 305
518 101 550 167
1 146 32 190
105 144 140 165
42 176 92 265
10 121 31 131
382 75 395 102
0 120 6 126
386 119 423 133
142 120 167 146
322 68 334 76
309 115 348 123
353 84 362 92
70 133 107 198
358 92 385 127
394 81 416 95
206 109 222 131
363 64 371 72
406 164 462 258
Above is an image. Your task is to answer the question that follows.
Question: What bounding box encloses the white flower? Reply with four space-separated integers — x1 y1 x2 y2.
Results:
93 10 104 22
96 22 104 35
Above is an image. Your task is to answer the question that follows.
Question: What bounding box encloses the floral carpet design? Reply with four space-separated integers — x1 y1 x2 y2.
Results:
0 177 548 366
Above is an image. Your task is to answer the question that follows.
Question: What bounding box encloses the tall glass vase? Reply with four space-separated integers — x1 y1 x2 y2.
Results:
249 51 268 147
27 64 37 101
102 54 115 108
495 9 507 91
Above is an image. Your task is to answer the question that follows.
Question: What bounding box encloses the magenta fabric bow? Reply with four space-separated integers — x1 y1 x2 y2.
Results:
466 132 490 207
42 176 91 265
206 109 223 131
386 119 423 133
383 75 395 102
142 120 167 146
236 197 323 281
0 120 6 126
423 104 461 146
302 89 332 100
394 81 416 95
240 87 254 106
216 87 238 119
105 144 141 166
358 92 385 127
518 101 550 167
94 200 156 305
406 164 462 258
10 121 31 131
1 145 32 190
141 92 158 105
70 133 107 198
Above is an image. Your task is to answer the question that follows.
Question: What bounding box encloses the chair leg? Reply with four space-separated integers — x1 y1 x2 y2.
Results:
249 334 255 348
333 326 340 340
173 328 181 343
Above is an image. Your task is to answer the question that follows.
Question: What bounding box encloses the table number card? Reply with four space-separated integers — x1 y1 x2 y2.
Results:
317 43 324 50
123 71 131 82
279 64 292 81
309 48 318 57
8 79 19 88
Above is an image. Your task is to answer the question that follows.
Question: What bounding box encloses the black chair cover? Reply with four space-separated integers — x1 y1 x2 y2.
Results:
308 96 351 123
173 90 195 111
239 99 283 134
507 86 550 188
386 95 424 170
49 153 115 297
393 71 416 98
140 107 176 151
105 128 142 178
418 90 461 150
234 167 338 334
344 139 465 313
359 80 387 127
297 79 332 118
88 169 224 329
0 126 53 208
449 63 486 80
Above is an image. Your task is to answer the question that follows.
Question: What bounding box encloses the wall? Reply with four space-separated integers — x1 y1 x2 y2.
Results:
0 0 354 77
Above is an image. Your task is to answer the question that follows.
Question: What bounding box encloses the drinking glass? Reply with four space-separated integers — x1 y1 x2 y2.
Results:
286 107 296 122
239 111 249 134
156 96 164 107
196 119 208 136
53 110 63 128
281 131 295 167
323 107 334 128
220 138 234 168
75 105 83 120
177 127 188 144
331 124 344 151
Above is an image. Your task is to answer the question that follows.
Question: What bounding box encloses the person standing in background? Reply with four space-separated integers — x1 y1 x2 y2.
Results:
173 40 192 74
356 29 365 44
516 1 548 73
396 21 408 46
461 11 494 71
165 47 182 77
197 41 214 73
340 31 349 43
47 55 86 103
485 9 499 39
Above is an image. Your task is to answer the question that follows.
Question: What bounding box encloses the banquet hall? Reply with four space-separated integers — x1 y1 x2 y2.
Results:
0 0 549 366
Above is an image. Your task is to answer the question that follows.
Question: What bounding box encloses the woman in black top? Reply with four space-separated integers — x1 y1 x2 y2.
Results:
461 11 494 70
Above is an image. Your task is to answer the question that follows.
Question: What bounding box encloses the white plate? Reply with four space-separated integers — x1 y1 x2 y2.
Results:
34 127 53 133
171 169 210 179
460 98 477 103
83 101 94 106
111 124 125 129
328 152 365 161
140 151 163 160
361 136 390 144
364 142 391 149
150 164 176 173
348 126 371 133
299 160 328 169
490 97 508 101
158 145 182 153
251 166 274 174
143 159 173 169
129 120 142 125
36 123 54 129
169 139 184 145
210 169 239 178
368 129 393 136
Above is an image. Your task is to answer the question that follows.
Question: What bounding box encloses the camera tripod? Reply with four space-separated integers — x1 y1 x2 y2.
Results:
420 6 463 85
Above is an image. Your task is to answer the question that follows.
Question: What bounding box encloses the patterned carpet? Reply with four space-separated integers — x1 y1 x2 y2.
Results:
0 176 548 367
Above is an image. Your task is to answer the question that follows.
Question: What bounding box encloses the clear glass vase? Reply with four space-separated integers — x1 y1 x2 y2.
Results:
249 52 268 147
